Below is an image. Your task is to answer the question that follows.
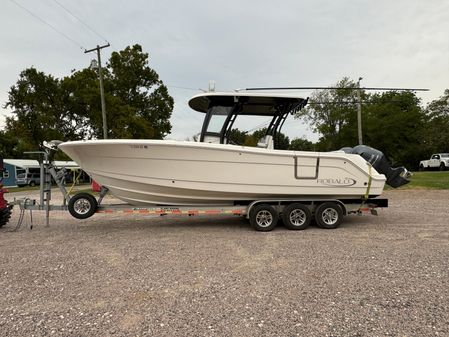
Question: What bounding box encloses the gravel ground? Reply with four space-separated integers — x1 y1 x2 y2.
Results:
0 189 448 337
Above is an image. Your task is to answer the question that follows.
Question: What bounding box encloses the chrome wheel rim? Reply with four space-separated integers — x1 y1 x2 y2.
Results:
256 210 273 228
74 198 91 215
322 208 339 225
289 209 306 226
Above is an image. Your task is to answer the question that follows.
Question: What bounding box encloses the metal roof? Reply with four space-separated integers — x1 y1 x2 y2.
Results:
3 159 80 169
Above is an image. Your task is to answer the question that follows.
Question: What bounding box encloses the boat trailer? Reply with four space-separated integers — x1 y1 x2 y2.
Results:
2 144 388 232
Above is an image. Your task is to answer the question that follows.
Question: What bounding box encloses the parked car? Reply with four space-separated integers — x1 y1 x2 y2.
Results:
419 153 449 171
16 172 41 187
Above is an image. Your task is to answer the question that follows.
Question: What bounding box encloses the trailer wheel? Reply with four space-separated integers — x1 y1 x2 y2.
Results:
250 204 278 231
68 193 98 219
315 202 343 229
282 203 311 230
0 206 12 228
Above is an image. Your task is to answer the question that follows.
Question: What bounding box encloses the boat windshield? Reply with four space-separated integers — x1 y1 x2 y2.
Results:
207 106 232 133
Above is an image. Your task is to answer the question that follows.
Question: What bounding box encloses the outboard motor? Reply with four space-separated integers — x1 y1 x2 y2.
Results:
341 145 411 188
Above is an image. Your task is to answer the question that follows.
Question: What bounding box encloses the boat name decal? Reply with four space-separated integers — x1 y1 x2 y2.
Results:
130 145 148 149
317 178 356 187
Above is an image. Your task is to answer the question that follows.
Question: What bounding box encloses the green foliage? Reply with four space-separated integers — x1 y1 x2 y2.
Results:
363 91 425 167
297 77 362 150
289 137 315 151
5 68 80 149
392 171 449 190
107 45 173 139
226 127 291 149
60 68 105 139
227 128 248 145
0 130 21 158
251 128 290 149
3 44 173 155
421 89 449 154
273 133 290 150
297 77 431 168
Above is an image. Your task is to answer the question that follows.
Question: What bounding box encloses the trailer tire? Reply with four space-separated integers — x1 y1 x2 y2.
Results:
282 203 311 230
250 204 278 232
68 193 98 219
0 206 12 228
315 202 343 229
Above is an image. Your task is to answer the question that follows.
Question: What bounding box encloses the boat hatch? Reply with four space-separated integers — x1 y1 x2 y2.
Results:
188 93 308 146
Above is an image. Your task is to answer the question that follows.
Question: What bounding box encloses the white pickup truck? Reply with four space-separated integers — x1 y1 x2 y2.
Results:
419 153 449 171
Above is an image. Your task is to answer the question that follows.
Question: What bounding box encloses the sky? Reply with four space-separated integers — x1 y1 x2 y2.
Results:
0 0 448 142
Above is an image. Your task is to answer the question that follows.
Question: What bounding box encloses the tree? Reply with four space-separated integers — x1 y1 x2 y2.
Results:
295 77 427 167
225 128 290 149
289 138 315 151
3 44 174 155
0 130 21 158
227 128 248 145
251 128 290 149
107 44 173 139
363 91 425 167
4 68 81 150
59 68 103 139
296 77 364 150
421 89 449 154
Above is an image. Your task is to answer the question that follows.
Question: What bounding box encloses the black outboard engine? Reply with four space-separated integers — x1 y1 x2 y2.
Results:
340 145 411 188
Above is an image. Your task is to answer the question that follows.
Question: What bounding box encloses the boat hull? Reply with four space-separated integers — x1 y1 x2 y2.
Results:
59 140 386 206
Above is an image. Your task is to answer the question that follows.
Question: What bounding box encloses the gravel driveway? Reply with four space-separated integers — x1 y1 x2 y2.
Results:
1 189 448 336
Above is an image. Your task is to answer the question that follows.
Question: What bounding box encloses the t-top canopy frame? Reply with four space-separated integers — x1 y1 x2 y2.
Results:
188 93 308 145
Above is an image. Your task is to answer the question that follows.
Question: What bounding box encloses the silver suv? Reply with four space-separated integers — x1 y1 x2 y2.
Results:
16 172 40 187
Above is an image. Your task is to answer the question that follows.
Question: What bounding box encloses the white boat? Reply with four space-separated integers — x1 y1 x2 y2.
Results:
59 92 407 206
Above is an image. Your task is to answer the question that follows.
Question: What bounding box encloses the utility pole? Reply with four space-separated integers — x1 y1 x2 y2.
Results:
85 43 110 139
356 77 363 145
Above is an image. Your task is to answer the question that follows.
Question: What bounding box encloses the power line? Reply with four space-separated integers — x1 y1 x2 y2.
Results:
9 0 85 50
245 86 429 92
51 0 109 44
167 85 202 92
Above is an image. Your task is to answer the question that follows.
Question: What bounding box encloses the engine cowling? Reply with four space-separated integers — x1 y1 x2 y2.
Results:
340 145 411 188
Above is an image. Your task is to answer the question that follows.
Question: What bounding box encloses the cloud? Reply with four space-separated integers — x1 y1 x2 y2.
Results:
1 0 447 141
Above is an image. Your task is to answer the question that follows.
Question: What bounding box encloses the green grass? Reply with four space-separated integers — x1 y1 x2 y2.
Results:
391 171 449 190
5 186 40 193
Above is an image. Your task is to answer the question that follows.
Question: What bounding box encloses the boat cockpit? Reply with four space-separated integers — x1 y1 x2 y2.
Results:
188 92 308 149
